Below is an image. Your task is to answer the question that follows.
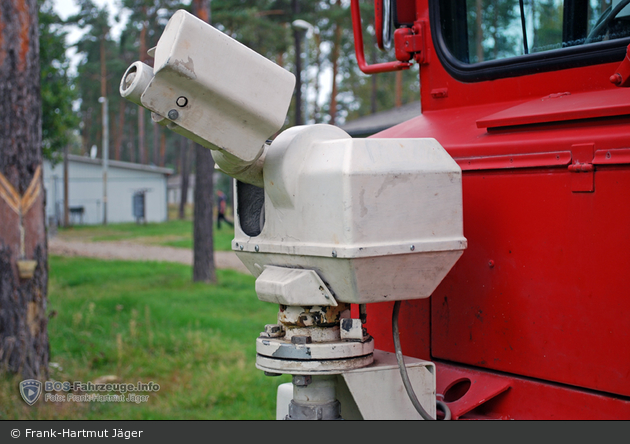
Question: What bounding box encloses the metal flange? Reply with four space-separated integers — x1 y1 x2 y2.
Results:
256 354 375 375
255 336 375 375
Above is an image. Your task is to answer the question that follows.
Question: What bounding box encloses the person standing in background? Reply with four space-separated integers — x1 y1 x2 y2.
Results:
216 190 233 229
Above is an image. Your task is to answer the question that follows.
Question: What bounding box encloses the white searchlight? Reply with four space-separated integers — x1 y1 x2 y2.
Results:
121 9 466 420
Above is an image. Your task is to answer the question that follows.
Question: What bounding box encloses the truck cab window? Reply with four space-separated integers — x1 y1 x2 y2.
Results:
440 0 630 64
433 0 630 79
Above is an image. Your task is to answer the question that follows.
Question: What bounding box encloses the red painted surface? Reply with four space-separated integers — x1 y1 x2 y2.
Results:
476 89 630 129
362 0 630 419
610 44 630 87
436 361 630 420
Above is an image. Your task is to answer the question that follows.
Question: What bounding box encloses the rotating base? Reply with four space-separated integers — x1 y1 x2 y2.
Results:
256 336 375 375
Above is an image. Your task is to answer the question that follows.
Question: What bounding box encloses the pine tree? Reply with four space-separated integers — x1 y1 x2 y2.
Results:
0 0 49 379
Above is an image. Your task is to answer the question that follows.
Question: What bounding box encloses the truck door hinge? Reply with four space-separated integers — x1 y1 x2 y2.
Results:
570 143 595 193
394 21 428 65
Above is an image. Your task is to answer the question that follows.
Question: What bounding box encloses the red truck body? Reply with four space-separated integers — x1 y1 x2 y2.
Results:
355 0 630 419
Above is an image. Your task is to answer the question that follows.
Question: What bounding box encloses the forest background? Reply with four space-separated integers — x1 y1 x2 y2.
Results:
42 0 420 174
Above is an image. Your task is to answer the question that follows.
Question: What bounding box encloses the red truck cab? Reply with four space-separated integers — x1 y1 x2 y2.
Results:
354 0 630 419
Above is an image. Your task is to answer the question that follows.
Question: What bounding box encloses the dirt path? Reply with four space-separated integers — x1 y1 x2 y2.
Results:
48 236 250 274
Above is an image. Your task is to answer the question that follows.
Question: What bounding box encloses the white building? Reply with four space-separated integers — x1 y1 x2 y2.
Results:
167 174 196 205
43 154 173 225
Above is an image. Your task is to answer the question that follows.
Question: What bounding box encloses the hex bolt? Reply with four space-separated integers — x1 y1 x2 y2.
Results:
292 375 312 387
255 245 260 252
332 250 337 258
176 96 188 107
264 324 284 338
488 260 495 268
239 244 244 250
167 109 179 120
410 245 415 251
291 335 312 345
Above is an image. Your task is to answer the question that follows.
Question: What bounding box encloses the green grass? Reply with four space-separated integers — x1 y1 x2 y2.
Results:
0 256 289 420
58 219 235 252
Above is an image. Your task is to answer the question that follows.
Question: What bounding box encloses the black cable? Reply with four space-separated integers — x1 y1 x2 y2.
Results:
392 300 434 420
436 400 452 420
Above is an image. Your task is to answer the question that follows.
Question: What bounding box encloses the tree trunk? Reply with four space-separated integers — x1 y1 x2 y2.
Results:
138 20 147 164
395 70 403 108
475 0 484 62
329 5 342 125
127 140 135 163
138 109 145 163
178 137 190 220
63 145 69 227
152 121 159 165
313 32 322 122
81 111 91 155
115 99 125 161
192 0 211 22
192 144 216 283
292 0 303 125
191 0 216 283
370 45 377 114
0 0 49 379
159 132 166 167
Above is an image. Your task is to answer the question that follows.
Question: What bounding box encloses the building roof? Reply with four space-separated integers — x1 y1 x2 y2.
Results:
67 154 174 176
339 101 422 137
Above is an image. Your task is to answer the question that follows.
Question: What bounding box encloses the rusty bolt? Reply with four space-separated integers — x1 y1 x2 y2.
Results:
176 96 188 107
167 109 179 120
264 324 284 338
293 375 312 387
291 335 312 345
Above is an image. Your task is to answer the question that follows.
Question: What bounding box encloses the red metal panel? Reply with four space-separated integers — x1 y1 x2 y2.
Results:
431 166 630 397
594 148 630 165
363 0 630 418
570 143 594 193
476 89 630 129
364 300 431 362
436 364 511 419
456 151 571 171
436 362 630 420
396 0 416 24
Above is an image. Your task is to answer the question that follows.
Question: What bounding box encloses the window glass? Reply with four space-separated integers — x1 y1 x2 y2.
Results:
440 0 630 64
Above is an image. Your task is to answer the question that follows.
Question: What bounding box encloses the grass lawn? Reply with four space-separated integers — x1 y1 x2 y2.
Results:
0 256 289 420
57 219 235 252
